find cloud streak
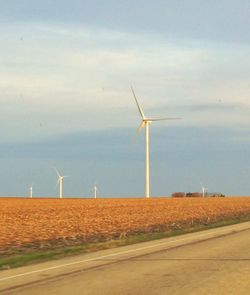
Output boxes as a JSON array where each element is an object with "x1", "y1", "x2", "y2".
[{"x1": 0, "y1": 22, "x2": 249, "y2": 142}]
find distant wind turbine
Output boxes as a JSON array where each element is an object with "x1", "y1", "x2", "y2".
[
  {"x1": 54, "y1": 167, "x2": 69, "y2": 199},
  {"x1": 131, "y1": 86, "x2": 181, "y2": 198},
  {"x1": 201, "y1": 183, "x2": 208, "y2": 198},
  {"x1": 29, "y1": 186, "x2": 33, "y2": 198},
  {"x1": 93, "y1": 183, "x2": 99, "y2": 199}
]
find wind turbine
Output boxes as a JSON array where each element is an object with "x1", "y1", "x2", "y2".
[
  {"x1": 29, "y1": 185, "x2": 33, "y2": 198},
  {"x1": 54, "y1": 167, "x2": 68, "y2": 199},
  {"x1": 131, "y1": 86, "x2": 181, "y2": 198},
  {"x1": 93, "y1": 183, "x2": 99, "y2": 199},
  {"x1": 201, "y1": 183, "x2": 208, "y2": 198}
]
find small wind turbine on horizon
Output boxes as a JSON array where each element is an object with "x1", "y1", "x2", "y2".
[
  {"x1": 93, "y1": 183, "x2": 99, "y2": 199},
  {"x1": 201, "y1": 183, "x2": 208, "y2": 198},
  {"x1": 54, "y1": 167, "x2": 69, "y2": 199},
  {"x1": 131, "y1": 86, "x2": 181, "y2": 198},
  {"x1": 29, "y1": 185, "x2": 33, "y2": 198}
]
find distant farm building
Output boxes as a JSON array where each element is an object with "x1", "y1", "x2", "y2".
[
  {"x1": 171, "y1": 192, "x2": 225, "y2": 198},
  {"x1": 171, "y1": 192, "x2": 186, "y2": 198}
]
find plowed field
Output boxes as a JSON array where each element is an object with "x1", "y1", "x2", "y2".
[{"x1": 1, "y1": 197, "x2": 250, "y2": 254}]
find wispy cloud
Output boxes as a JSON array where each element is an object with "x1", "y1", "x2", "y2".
[{"x1": 0, "y1": 22, "x2": 250, "y2": 143}]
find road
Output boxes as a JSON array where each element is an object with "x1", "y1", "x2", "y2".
[{"x1": 1, "y1": 222, "x2": 250, "y2": 294}]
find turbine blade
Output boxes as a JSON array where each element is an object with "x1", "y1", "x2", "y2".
[
  {"x1": 53, "y1": 166, "x2": 61, "y2": 177},
  {"x1": 148, "y1": 117, "x2": 182, "y2": 121},
  {"x1": 131, "y1": 86, "x2": 145, "y2": 119},
  {"x1": 132, "y1": 121, "x2": 145, "y2": 144},
  {"x1": 137, "y1": 121, "x2": 146, "y2": 133}
]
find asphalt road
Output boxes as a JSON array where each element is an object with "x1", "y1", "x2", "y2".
[{"x1": 1, "y1": 222, "x2": 250, "y2": 295}]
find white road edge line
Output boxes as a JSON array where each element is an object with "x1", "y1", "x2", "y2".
[{"x1": 0, "y1": 223, "x2": 249, "y2": 282}]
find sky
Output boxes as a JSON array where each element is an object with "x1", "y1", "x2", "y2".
[{"x1": 0, "y1": 0, "x2": 250, "y2": 197}]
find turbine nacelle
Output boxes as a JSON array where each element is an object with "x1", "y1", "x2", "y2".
[
  {"x1": 137, "y1": 118, "x2": 181, "y2": 134},
  {"x1": 54, "y1": 167, "x2": 68, "y2": 184},
  {"x1": 57, "y1": 175, "x2": 68, "y2": 181},
  {"x1": 132, "y1": 86, "x2": 181, "y2": 124}
]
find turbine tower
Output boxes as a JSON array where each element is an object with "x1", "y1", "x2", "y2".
[
  {"x1": 131, "y1": 87, "x2": 181, "y2": 198},
  {"x1": 29, "y1": 186, "x2": 33, "y2": 198},
  {"x1": 93, "y1": 183, "x2": 99, "y2": 199},
  {"x1": 54, "y1": 168, "x2": 68, "y2": 199},
  {"x1": 201, "y1": 183, "x2": 208, "y2": 198}
]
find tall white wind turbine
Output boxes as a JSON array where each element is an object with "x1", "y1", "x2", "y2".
[
  {"x1": 54, "y1": 168, "x2": 68, "y2": 199},
  {"x1": 201, "y1": 183, "x2": 208, "y2": 198},
  {"x1": 131, "y1": 86, "x2": 181, "y2": 198}
]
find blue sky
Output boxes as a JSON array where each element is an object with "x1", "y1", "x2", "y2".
[{"x1": 0, "y1": 1, "x2": 250, "y2": 197}]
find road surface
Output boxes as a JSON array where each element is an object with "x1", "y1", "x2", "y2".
[{"x1": 1, "y1": 222, "x2": 250, "y2": 294}]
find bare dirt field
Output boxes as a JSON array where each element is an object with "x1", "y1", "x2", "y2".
[{"x1": 1, "y1": 197, "x2": 250, "y2": 255}]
